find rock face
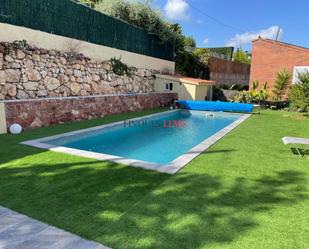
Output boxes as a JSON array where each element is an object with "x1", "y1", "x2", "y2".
[
  {"x1": 4, "y1": 69, "x2": 21, "y2": 83},
  {"x1": 25, "y1": 68, "x2": 41, "y2": 81},
  {"x1": 0, "y1": 41, "x2": 158, "y2": 100},
  {"x1": 5, "y1": 83, "x2": 17, "y2": 97},
  {"x1": 44, "y1": 77, "x2": 60, "y2": 91}
]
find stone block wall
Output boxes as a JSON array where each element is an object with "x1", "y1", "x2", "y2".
[
  {"x1": 4, "y1": 93, "x2": 177, "y2": 129},
  {"x1": 0, "y1": 41, "x2": 157, "y2": 100}
]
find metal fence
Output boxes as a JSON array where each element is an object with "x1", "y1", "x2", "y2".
[{"x1": 0, "y1": 0, "x2": 174, "y2": 61}]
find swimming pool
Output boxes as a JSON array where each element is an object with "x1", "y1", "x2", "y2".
[{"x1": 22, "y1": 110, "x2": 250, "y2": 174}]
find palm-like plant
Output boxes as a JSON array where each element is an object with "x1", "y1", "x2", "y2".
[
  {"x1": 258, "y1": 82, "x2": 269, "y2": 101},
  {"x1": 272, "y1": 69, "x2": 291, "y2": 101},
  {"x1": 250, "y1": 80, "x2": 260, "y2": 101}
]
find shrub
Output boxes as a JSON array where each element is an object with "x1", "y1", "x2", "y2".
[
  {"x1": 193, "y1": 48, "x2": 210, "y2": 64},
  {"x1": 233, "y1": 81, "x2": 269, "y2": 103},
  {"x1": 213, "y1": 87, "x2": 227, "y2": 101},
  {"x1": 233, "y1": 91, "x2": 252, "y2": 103},
  {"x1": 233, "y1": 47, "x2": 251, "y2": 64},
  {"x1": 289, "y1": 72, "x2": 309, "y2": 112},
  {"x1": 208, "y1": 47, "x2": 234, "y2": 60},
  {"x1": 175, "y1": 51, "x2": 209, "y2": 79},
  {"x1": 110, "y1": 57, "x2": 132, "y2": 76},
  {"x1": 272, "y1": 69, "x2": 291, "y2": 101}
]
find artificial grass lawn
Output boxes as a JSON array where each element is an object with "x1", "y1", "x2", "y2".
[{"x1": 0, "y1": 109, "x2": 308, "y2": 249}]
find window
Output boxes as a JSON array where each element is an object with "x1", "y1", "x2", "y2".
[
  {"x1": 165, "y1": 83, "x2": 173, "y2": 91},
  {"x1": 293, "y1": 66, "x2": 309, "y2": 84}
]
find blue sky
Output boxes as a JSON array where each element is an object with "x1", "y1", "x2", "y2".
[{"x1": 151, "y1": 0, "x2": 309, "y2": 51}]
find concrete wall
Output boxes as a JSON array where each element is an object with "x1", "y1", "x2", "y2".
[
  {"x1": 2, "y1": 92, "x2": 177, "y2": 132},
  {"x1": 0, "y1": 102, "x2": 6, "y2": 134},
  {"x1": 0, "y1": 23, "x2": 175, "y2": 74},
  {"x1": 209, "y1": 57, "x2": 250, "y2": 86},
  {"x1": 250, "y1": 38, "x2": 309, "y2": 90}
]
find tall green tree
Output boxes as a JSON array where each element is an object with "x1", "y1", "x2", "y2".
[
  {"x1": 184, "y1": 36, "x2": 196, "y2": 48},
  {"x1": 95, "y1": 0, "x2": 175, "y2": 42},
  {"x1": 193, "y1": 48, "x2": 209, "y2": 64},
  {"x1": 233, "y1": 48, "x2": 251, "y2": 64},
  {"x1": 93, "y1": 0, "x2": 209, "y2": 79}
]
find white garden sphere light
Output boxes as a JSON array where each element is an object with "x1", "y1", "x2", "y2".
[{"x1": 9, "y1": 123, "x2": 22, "y2": 134}]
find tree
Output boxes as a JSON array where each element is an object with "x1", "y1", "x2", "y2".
[
  {"x1": 169, "y1": 24, "x2": 196, "y2": 53},
  {"x1": 233, "y1": 48, "x2": 251, "y2": 64},
  {"x1": 94, "y1": 1, "x2": 210, "y2": 79},
  {"x1": 168, "y1": 24, "x2": 209, "y2": 79},
  {"x1": 95, "y1": 0, "x2": 175, "y2": 42},
  {"x1": 272, "y1": 69, "x2": 291, "y2": 101},
  {"x1": 80, "y1": 0, "x2": 100, "y2": 8},
  {"x1": 169, "y1": 23, "x2": 182, "y2": 35},
  {"x1": 184, "y1": 36, "x2": 196, "y2": 48},
  {"x1": 289, "y1": 72, "x2": 309, "y2": 112},
  {"x1": 193, "y1": 48, "x2": 210, "y2": 64}
]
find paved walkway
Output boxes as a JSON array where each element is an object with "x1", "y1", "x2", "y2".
[{"x1": 0, "y1": 206, "x2": 111, "y2": 249}]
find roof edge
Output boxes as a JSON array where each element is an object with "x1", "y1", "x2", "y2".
[{"x1": 252, "y1": 38, "x2": 309, "y2": 52}]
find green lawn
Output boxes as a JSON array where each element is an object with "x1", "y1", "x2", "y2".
[{"x1": 0, "y1": 109, "x2": 308, "y2": 249}]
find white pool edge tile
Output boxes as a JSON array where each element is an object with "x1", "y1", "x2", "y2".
[
  {"x1": 168, "y1": 113, "x2": 251, "y2": 173},
  {"x1": 21, "y1": 111, "x2": 251, "y2": 175}
]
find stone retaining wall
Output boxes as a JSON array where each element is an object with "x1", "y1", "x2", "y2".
[
  {"x1": 0, "y1": 41, "x2": 158, "y2": 100},
  {"x1": 3, "y1": 93, "x2": 177, "y2": 130}
]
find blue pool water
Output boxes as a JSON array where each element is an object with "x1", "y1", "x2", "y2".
[{"x1": 47, "y1": 111, "x2": 241, "y2": 164}]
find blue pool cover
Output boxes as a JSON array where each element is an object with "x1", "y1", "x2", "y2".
[{"x1": 177, "y1": 100, "x2": 253, "y2": 113}]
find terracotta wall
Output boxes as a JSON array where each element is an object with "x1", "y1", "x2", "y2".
[
  {"x1": 3, "y1": 93, "x2": 177, "y2": 129},
  {"x1": 250, "y1": 38, "x2": 309, "y2": 90},
  {"x1": 209, "y1": 57, "x2": 250, "y2": 86}
]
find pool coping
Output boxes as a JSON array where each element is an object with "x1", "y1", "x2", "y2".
[{"x1": 21, "y1": 110, "x2": 251, "y2": 174}]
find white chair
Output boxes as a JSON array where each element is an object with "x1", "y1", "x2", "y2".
[{"x1": 282, "y1": 137, "x2": 309, "y2": 156}]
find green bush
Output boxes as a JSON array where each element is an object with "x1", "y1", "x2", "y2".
[
  {"x1": 272, "y1": 69, "x2": 291, "y2": 101},
  {"x1": 289, "y1": 72, "x2": 309, "y2": 112},
  {"x1": 233, "y1": 48, "x2": 251, "y2": 64},
  {"x1": 110, "y1": 57, "x2": 132, "y2": 76},
  {"x1": 208, "y1": 47, "x2": 234, "y2": 60},
  {"x1": 233, "y1": 91, "x2": 252, "y2": 103},
  {"x1": 233, "y1": 81, "x2": 269, "y2": 103}
]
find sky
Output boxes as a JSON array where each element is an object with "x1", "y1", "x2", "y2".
[{"x1": 151, "y1": 0, "x2": 309, "y2": 51}]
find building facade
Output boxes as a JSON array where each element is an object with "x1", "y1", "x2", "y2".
[
  {"x1": 155, "y1": 75, "x2": 215, "y2": 101},
  {"x1": 250, "y1": 38, "x2": 309, "y2": 90}
]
